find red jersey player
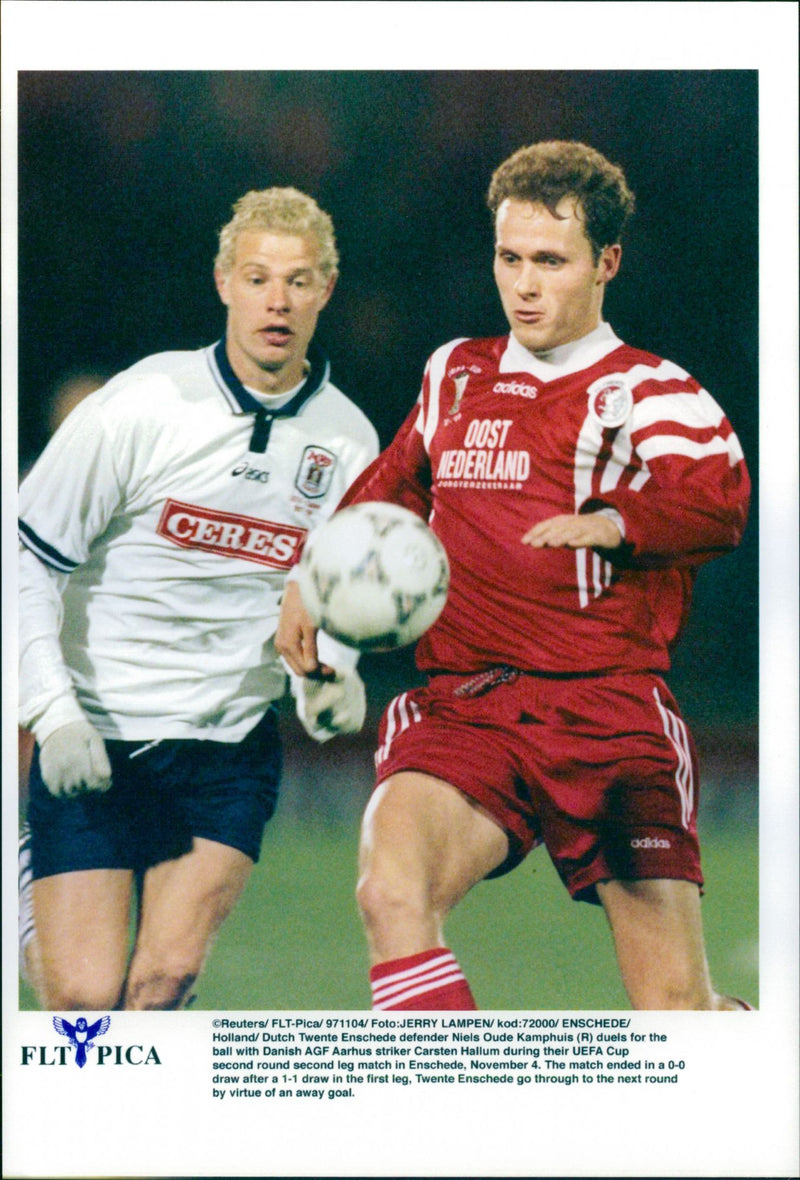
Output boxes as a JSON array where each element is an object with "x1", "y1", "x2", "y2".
[{"x1": 277, "y1": 141, "x2": 752, "y2": 1011}]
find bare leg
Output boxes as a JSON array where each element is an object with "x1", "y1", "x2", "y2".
[
  {"x1": 357, "y1": 772, "x2": 509, "y2": 964},
  {"x1": 33, "y1": 869, "x2": 133, "y2": 1010},
  {"x1": 123, "y1": 837, "x2": 253, "y2": 1010},
  {"x1": 598, "y1": 878, "x2": 746, "y2": 1010}
]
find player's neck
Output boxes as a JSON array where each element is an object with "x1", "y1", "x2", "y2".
[
  {"x1": 245, "y1": 375, "x2": 306, "y2": 410},
  {"x1": 228, "y1": 345, "x2": 311, "y2": 401}
]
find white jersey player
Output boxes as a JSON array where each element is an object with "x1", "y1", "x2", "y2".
[{"x1": 19, "y1": 187, "x2": 379, "y2": 1011}]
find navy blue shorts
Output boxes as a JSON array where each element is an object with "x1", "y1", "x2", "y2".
[{"x1": 27, "y1": 710, "x2": 281, "y2": 880}]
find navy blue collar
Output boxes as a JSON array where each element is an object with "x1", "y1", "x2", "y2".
[{"x1": 207, "y1": 337, "x2": 330, "y2": 417}]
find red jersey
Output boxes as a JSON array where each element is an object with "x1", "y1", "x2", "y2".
[{"x1": 341, "y1": 326, "x2": 751, "y2": 676}]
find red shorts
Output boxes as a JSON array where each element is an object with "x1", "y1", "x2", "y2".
[{"x1": 373, "y1": 668, "x2": 703, "y2": 904}]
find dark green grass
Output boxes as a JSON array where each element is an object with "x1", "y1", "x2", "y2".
[
  {"x1": 195, "y1": 817, "x2": 758, "y2": 1010},
  {"x1": 18, "y1": 705, "x2": 759, "y2": 1011},
  {"x1": 21, "y1": 815, "x2": 757, "y2": 1011}
]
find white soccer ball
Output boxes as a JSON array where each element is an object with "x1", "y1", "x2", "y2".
[{"x1": 296, "y1": 502, "x2": 450, "y2": 651}]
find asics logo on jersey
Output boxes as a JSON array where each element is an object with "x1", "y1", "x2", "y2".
[
  {"x1": 157, "y1": 499, "x2": 306, "y2": 569},
  {"x1": 231, "y1": 463, "x2": 270, "y2": 483},
  {"x1": 630, "y1": 837, "x2": 671, "y2": 849},
  {"x1": 493, "y1": 380, "x2": 538, "y2": 399}
]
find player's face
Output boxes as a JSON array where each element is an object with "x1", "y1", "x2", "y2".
[
  {"x1": 215, "y1": 230, "x2": 336, "y2": 394},
  {"x1": 493, "y1": 198, "x2": 621, "y2": 353}
]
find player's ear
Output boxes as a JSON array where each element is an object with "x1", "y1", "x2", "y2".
[
  {"x1": 319, "y1": 271, "x2": 337, "y2": 309},
  {"x1": 214, "y1": 266, "x2": 231, "y2": 306},
  {"x1": 598, "y1": 244, "x2": 622, "y2": 284}
]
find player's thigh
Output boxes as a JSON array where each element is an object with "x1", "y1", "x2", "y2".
[
  {"x1": 34, "y1": 869, "x2": 134, "y2": 1007},
  {"x1": 597, "y1": 877, "x2": 714, "y2": 1007},
  {"x1": 360, "y1": 772, "x2": 509, "y2": 909},
  {"x1": 132, "y1": 836, "x2": 253, "y2": 967}
]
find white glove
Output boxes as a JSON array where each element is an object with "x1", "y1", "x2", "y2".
[
  {"x1": 39, "y1": 720, "x2": 113, "y2": 797},
  {"x1": 294, "y1": 668, "x2": 367, "y2": 744}
]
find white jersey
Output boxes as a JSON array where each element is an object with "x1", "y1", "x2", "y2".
[{"x1": 18, "y1": 340, "x2": 379, "y2": 742}]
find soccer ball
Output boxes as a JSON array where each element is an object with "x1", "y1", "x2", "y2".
[{"x1": 295, "y1": 502, "x2": 450, "y2": 651}]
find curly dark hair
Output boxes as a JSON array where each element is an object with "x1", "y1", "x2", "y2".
[{"x1": 487, "y1": 141, "x2": 636, "y2": 261}]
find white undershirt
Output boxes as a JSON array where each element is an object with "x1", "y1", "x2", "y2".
[
  {"x1": 245, "y1": 375, "x2": 305, "y2": 411},
  {"x1": 503, "y1": 322, "x2": 621, "y2": 381}
]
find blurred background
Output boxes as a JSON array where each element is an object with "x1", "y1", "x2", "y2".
[{"x1": 17, "y1": 70, "x2": 758, "y2": 1008}]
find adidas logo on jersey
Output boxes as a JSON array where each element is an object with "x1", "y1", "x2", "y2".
[
  {"x1": 493, "y1": 380, "x2": 538, "y2": 399},
  {"x1": 630, "y1": 837, "x2": 671, "y2": 849}
]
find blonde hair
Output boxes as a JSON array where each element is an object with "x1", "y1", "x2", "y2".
[{"x1": 215, "y1": 187, "x2": 339, "y2": 277}]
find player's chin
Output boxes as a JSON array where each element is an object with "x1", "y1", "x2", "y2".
[
  {"x1": 512, "y1": 325, "x2": 553, "y2": 352},
  {"x1": 250, "y1": 337, "x2": 295, "y2": 367},
  {"x1": 254, "y1": 352, "x2": 291, "y2": 374}
]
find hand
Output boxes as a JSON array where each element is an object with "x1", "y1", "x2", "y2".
[
  {"x1": 295, "y1": 667, "x2": 367, "y2": 743},
  {"x1": 39, "y1": 720, "x2": 112, "y2": 797},
  {"x1": 522, "y1": 512, "x2": 622, "y2": 550},
  {"x1": 275, "y1": 580, "x2": 333, "y2": 677}
]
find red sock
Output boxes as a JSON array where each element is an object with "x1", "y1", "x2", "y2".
[{"x1": 370, "y1": 948, "x2": 477, "y2": 1010}]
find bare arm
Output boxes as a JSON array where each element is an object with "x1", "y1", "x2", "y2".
[{"x1": 275, "y1": 580, "x2": 327, "y2": 677}]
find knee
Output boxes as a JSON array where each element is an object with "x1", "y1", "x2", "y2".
[
  {"x1": 43, "y1": 966, "x2": 125, "y2": 1012},
  {"x1": 631, "y1": 978, "x2": 713, "y2": 1011},
  {"x1": 356, "y1": 863, "x2": 402, "y2": 931},
  {"x1": 124, "y1": 949, "x2": 201, "y2": 1010},
  {"x1": 356, "y1": 858, "x2": 438, "y2": 934}
]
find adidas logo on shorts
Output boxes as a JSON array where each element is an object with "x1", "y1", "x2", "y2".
[{"x1": 630, "y1": 837, "x2": 671, "y2": 849}]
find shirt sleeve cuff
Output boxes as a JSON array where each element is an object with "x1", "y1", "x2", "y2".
[
  {"x1": 317, "y1": 630, "x2": 360, "y2": 670},
  {"x1": 594, "y1": 506, "x2": 626, "y2": 540},
  {"x1": 27, "y1": 694, "x2": 88, "y2": 746}
]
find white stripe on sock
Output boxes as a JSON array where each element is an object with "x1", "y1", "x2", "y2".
[
  {"x1": 372, "y1": 953, "x2": 456, "y2": 997},
  {"x1": 373, "y1": 962, "x2": 463, "y2": 1004},
  {"x1": 372, "y1": 952, "x2": 465, "y2": 1009},
  {"x1": 373, "y1": 970, "x2": 467, "y2": 1010}
]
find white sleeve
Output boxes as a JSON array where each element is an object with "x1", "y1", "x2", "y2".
[
  {"x1": 18, "y1": 544, "x2": 87, "y2": 742},
  {"x1": 316, "y1": 629, "x2": 360, "y2": 671},
  {"x1": 18, "y1": 392, "x2": 125, "y2": 570},
  {"x1": 17, "y1": 393, "x2": 128, "y2": 742}
]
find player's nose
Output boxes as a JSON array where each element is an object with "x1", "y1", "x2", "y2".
[
  {"x1": 514, "y1": 262, "x2": 540, "y2": 298},
  {"x1": 264, "y1": 278, "x2": 291, "y2": 310}
]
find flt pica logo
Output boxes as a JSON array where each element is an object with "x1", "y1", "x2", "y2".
[
  {"x1": 53, "y1": 1015, "x2": 110, "y2": 1067},
  {"x1": 21, "y1": 1015, "x2": 162, "y2": 1068}
]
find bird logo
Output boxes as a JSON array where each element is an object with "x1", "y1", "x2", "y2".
[{"x1": 53, "y1": 1015, "x2": 111, "y2": 1068}]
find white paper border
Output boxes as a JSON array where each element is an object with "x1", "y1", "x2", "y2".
[{"x1": 3, "y1": 4, "x2": 798, "y2": 1177}]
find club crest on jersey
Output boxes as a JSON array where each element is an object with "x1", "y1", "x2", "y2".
[
  {"x1": 295, "y1": 446, "x2": 337, "y2": 499},
  {"x1": 588, "y1": 379, "x2": 633, "y2": 429},
  {"x1": 448, "y1": 372, "x2": 471, "y2": 417}
]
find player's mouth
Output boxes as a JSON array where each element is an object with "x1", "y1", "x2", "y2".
[
  {"x1": 514, "y1": 309, "x2": 545, "y2": 324},
  {"x1": 258, "y1": 325, "x2": 294, "y2": 347}
]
